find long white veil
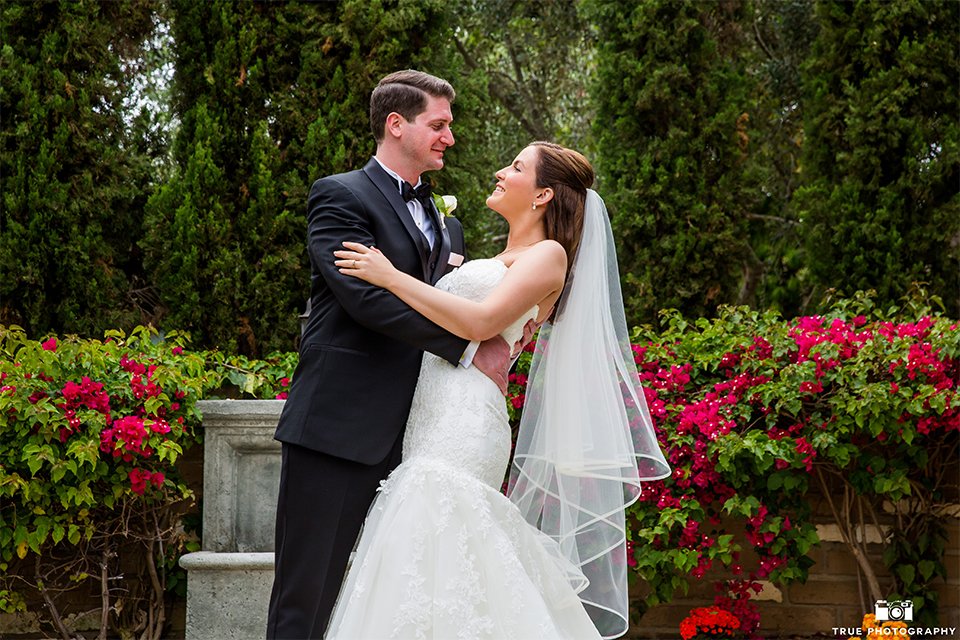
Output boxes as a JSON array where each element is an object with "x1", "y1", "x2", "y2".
[{"x1": 507, "y1": 189, "x2": 671, "y2": 638}]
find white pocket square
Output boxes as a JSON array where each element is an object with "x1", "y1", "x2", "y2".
[{"x1": 447, "y1": 252, "x2": 464, "y2": 267}]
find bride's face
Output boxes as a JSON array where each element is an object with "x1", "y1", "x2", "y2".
[{"x1": 486, "y1": 146, "x2": 542, "y2": 218}]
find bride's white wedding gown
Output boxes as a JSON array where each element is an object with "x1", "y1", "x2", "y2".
[{"x1": 326, "y1": 259, "x2": 602, "y2": 640}]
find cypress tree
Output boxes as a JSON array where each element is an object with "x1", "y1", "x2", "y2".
[
  {"x1": 795, "y1": 0, "x2": 959, "y2": 314},
  {"x1": 745, "y1": 0, "x2": 820, "y2": 317},
  {"x1": 144, "y1": 0, "x2": 456, "y2": 354},
  {"x1": 583, "y1": 0, "x2": 759, "y2": 327},
  {"x1": 1, "y1": 0, "x2": 162, "y2": 336}
]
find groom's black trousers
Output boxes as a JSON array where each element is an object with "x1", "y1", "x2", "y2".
[{"x1": 266, "y1": 433, "x2": 405, "y2": 639}]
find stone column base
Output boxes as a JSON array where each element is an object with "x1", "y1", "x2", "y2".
[{"x1": 180, "y1": 551, "x2": 274, "y2": 640}]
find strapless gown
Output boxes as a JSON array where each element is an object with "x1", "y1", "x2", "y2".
[{"x1": 326, "y1": 259, "x2": 601, "y2": 640}]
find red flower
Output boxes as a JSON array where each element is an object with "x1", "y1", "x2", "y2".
[
  {"x1": 798, "y1": 380, "x2": 823, "y2": 395},
  {"x1": 680, "y1": 606, "x2": 741, "y2": 639},
  {"x1": 41, "y1": 337, "x2": 57, "y2": 351},
  {"x1": 129, "y1": 468, "x2": 147, "y2": 495}
]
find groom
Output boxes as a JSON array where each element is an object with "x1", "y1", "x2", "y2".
[{"x1": 266, "y1": 70, "x2": 512, "y2": 639}]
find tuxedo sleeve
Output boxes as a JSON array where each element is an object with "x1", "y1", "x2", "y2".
[{"x1": 307, "y1": 177, "x2": 469, "y2": 365}]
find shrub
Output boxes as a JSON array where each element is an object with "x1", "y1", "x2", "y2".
[
  {"x1": 0, "y1": 326, "x2": 214, "y2": 639},
  {"x1": 509, "y1": 288, "x2": 957, "y2": 630},
  {"x1": 623, "y1": 288, "x2": 957, "y2": 629},
  {"x1": 0, "y1": 0, "x2": 165, "y2": 338},
  {"x1": 796, "y1": 0, "x2": 959, "y2": 316}
]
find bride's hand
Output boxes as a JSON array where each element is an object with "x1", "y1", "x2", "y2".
[{"x1": 335, "y1": 242, "x2": 398, "y2": 289}]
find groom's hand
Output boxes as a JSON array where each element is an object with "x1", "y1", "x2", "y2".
[
  {"x1": 511, "y1": 308, "x2": 552, "y2": 359},
  {"x1": 476, "y1": 308, "x2": 553, "y2": 397},
  {"x1": 473, "y1": 336, "x2": 511, "y2": 396}
]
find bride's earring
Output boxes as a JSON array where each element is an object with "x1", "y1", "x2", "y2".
[{"x1": 532, "y1": 203, "x2": 537, "y2": 210}]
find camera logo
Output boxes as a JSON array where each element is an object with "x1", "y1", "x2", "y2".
[{"x1": 875, "y1": 599, "x2": 914, "y2": 622}]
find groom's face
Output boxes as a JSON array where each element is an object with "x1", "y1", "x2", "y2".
[{"x1": 399, "y1": 95, "x2": 454, "y2": 177}]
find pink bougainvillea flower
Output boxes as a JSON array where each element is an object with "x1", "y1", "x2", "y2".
[
  {"x1": 798, "y1": 380, "x2": 823, "y2": 395},
  {"x1": 41, "y1": 337, "x2": 57, "y2": 351},
  {"x1": 129, "y1": 468, "x2": 147, "y2": 495}
]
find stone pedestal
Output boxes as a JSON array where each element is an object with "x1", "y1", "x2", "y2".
[
  {"x1": 180, "y1": 400, "x2": 283, "y2": 640},
  {"x1": 180, "y1": 552, "x2": 275, "y2": 640}
]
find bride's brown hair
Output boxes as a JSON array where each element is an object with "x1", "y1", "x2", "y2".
[{"x1": 529, "y1": 141, "x2": 594, "y2": 279}]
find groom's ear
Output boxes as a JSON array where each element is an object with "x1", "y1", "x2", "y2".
[{"x1": 385, "y1": 112, "x2": 404, "y2": 140}]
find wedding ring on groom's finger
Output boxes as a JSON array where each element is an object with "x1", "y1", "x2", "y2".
[{"x1": 352, "y1": 260, "x2": 357, "y2": 268}]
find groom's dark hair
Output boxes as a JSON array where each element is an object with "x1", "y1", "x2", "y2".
[{"x1": 370, "y1": 70, "x2": 455, "y2": 144}]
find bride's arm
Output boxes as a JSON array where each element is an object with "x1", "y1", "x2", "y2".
[{"x1": 334, "y1": 241, "x2": 565, "y2": 342}]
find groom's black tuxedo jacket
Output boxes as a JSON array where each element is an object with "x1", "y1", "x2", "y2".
[{"x1": 275, "y1": 159, "x2": 468, "y2": 465}]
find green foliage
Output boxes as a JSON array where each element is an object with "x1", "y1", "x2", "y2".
[
  {"x1": 0, "y1": 325, "x2": 215, "y2": 635},
  {"x1": 621, "y1": 289, "x2": 957, "y2": 627},
  {"x1": 795, "y1": 0, "x2": 960, "y2": 317},
  {"x1": 0, "y1": 0, "x2": 165, "y2": 338},
  {"x1": 742, "y1": 0, "x2": 820, "y2": 317},
  {"x1": 448, "y1": 0, "x2": 595, "y2": 149},
  {"x1": 142, "y1": 0, "x2": 460, "y2": 356},
  {"x1": 0, "y1": 322, "x2": 300, "y2": 633},
  {"x1": 440, "y1": 0, "x2": 599, "y2": 258},
  {"x1": 584, "y1": 0, "x2": 759, "y2": 328},
  {"x1": 204, "y1": 349, "x2": 299, "y2": 400},
  {"x1": 504, "y1": 288, "x2": 957, "y2": 627},
  {"x1": 5, "y1": 0, "x2": 956, "y2": 358}
]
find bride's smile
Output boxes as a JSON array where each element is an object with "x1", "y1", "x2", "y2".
[{"x1": 486, "y1": 146, "x2": 547, "y2": 217}]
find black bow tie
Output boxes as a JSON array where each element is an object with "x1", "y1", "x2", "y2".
[{"x1": 401, "y1": 181, "x2": 433, "y2": 210}]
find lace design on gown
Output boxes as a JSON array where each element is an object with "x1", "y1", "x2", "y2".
[
  {"x1": 402, "y1": 259, "x2": 534, "y2": 489},
  {"x1": 326, "y1": 259, "x2": 600, "y2": 640}
]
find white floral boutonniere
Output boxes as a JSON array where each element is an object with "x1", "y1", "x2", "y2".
[{"x1": 432, "y1": 194, "x2": 457, "y2": 229}]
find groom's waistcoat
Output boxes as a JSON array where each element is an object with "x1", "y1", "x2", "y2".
[{"x1": 274, "y1": 159, "x2": 467, "y2": 465}]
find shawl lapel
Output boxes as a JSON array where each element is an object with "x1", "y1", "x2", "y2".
[
  {"x1": 362, "y1": 159, "x2": 431, "y2": 280},
  {"x1": 424, "y1": 197, "x2": 453, "y2": 285}
]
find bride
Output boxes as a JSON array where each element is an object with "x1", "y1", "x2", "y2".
[{"x1": 330, "y1": 142, "x2": 670, "y2": 639}]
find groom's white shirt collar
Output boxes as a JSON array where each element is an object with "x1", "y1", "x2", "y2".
[
  {"x1": 373, "y1": 156, "x2": 422, "y2": 190},
  {"x1": 373, "y1": 156, "x2": 435, "y2": 249}
]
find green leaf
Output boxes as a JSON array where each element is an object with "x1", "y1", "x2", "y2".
[
  {"x1": 918, "y1": 560, "x2": 936, "y2": 581},
  {"x1": 767, "y1": 473, "x2": 783, "y2": 491},
  {"x1": 895, "y1": 564, "x2": 915, "y2": 584}
]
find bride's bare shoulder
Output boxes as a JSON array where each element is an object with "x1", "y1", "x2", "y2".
[
  {"x1": 515, "y1": 239, "x2": 565, "y2": 263},
  {"x1": 509, "y1": 240, "x2": 566, "y2": 281},
  {"x1": 526, "y1": 239, "x2": 566, "y2": 268}
]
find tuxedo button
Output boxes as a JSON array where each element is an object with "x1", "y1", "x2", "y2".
[{"x1": 429, "y1": 262, "x2": 436, "y2": 270}]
